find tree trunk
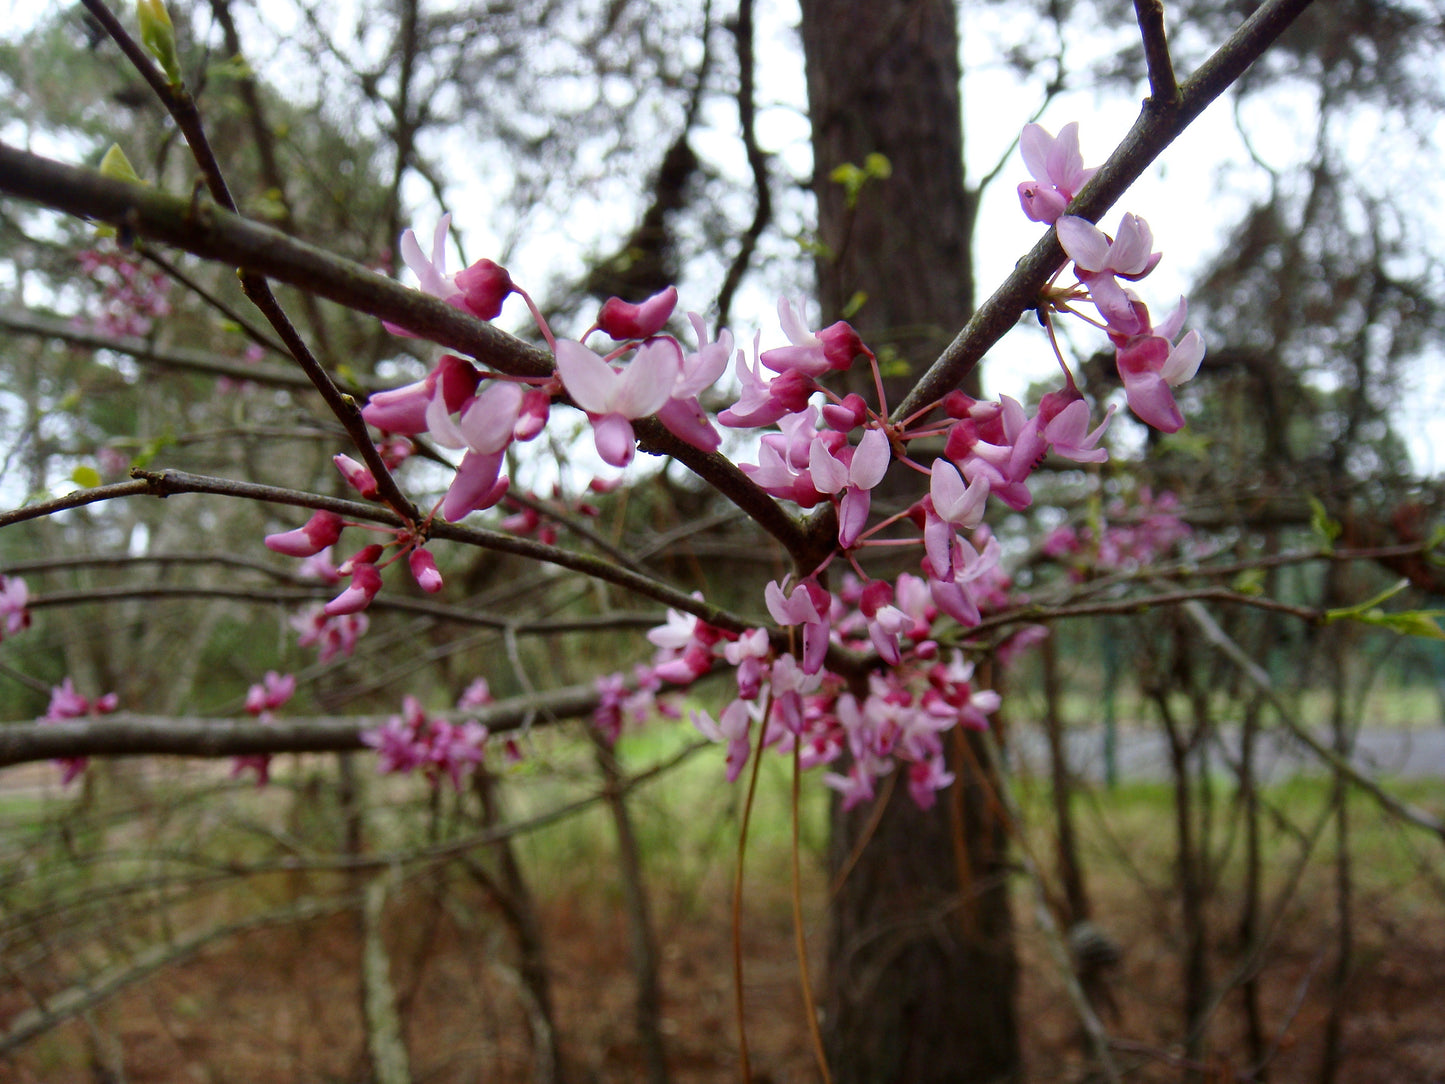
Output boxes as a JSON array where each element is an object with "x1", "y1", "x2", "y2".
[{"x1": 799, "y1": 3, "x2": 1019, "y2": 1079}]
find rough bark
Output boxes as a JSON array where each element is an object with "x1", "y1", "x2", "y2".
[{"x1": 799, "y1": 4, "x2": 1018, "y2": 1078}]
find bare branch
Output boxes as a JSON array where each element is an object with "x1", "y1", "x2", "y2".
[
  {"x1": 0, "y1": 683, "x2": 601, "y2": 767},
  {"x1": 0, "y1": 306, "x2": 321, "y2": 392},
  {"x1": 1134, "y1": 0, "x2": 1180, "y2": 105}
]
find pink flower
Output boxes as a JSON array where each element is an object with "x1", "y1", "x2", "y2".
[
  {"x1": 265, "y1": 510, "x2": 345, "y2": 558},
  {"x1": 1039, "y1": 380, "x2": 1114, "y2": 463},
  {"x1": 245, "y1": 671, "x2": 296, "y2": 716},
  {"x1": 760, "y1": 298, "x2": 867, "y2": 377},
  {"x1": 408, "y1": 547, "x2": 444, "y2": 593},
  {"x1": 823, "y1": 760, "x2": 878, "y2": 811},
  {"x1": 388, "y1": 216, "x2": 515, "y2": 331},
  {"x1": 42, "y1": 679, "x2": 119, "y2": 786},
  {"x1": 1017, "y1": 122, "x2": 1095, "y2": 224},
  {"x1": 291, "y1": 607, "x2": 368, "y2": 661},
  {"x1": 765, "y1": 577, "x2": 833, "y2": 675},
  {"x1": 458, "y1": 678, "x2": 493, "y2": 709},
  {"x1": 1111, "y1": 301, "x2": 1205, "y2": 433},
  {"x1": 719, "y1": 334, "x2": 815, "y2": 429},
  {"x1": 555, "y1": 338, "x2": 677, "y2": 467},
  {"x1": 1057, "y1": 213, "x2": 1163, "y2": 334},
  {"x1": 0, "y1": 575, "x2": 31, "y2": 638},
  {"x1": 333, "y1": 454, "x2": 378, "y2": 499},
  {"x1": 923, "y1": 459, "x2": 990, "y2": 575},
  {"x1": 324, "y1": 561, "x2": 383, "y2": 616},
  {"x1": 907, "y1": 755, "x2": 955, "y2": 810},
  {"x1": 808, "y1": 427, "x2": 891, "y2": 547},
  {"x1": 692, "y1": 699, "x2": 755, "y2": 782},
  {"x1": 597, "y1": 286, "x2": 678, "y2": 340},
  {"x1": 454, "y1": 258, "x2": 513, "y2": 320}
]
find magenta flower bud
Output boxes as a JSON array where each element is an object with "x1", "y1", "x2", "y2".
[
  {"x1": 325, "y1": 562, "x2": 383, "y2": 616},
  {"x1": 454, "y1": 258, "x2": 513, "y2": 320},
  {"x1": 513, "y1": 388, "x2": 551, "y2": 442},
  {"x1": 435, "y1": 354, "x2": 483, "y2": 412},
  {"x1": 408, "y1": 547, "x2": 444, "y2": 593},
  {"x1": 333, "y1": 454, "x2": 379, "y2": 499},
  {"x1": 339, "y1": 543, "x2": 386, "y2": 574},
  {"x1": 816, "y1": 321, "x2": 866, "y2": 371},
  {"x1": 245, "y1": 684, "x2": 268, "y2": 715},
  {"x1": 264, "y1": 510, "x2": 345, "y2": 557},
  {"x1": 597, "y1": 285, "x2": 678, "y2": 340},
  {"x1": 822, "y1": 393, "x2": 869, "y2": 431},
  {"x1": 858, "y1": 578, "x2": 894, "y2": 619}
]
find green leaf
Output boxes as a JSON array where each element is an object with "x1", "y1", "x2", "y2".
[
  {"x1": 131, "y1": 432, "x2": 176, "y2": 470},
  {"x1": 863, "y1": 152, "x2": 892, "y2": 179},
  {"x1": 840, "y1": 291, "x2": 867, "y2": 320},
  {"x1": 1322, "y1": 579, "x2": 1445, "y2": 640},
  {"x1": 71, "y1": 466, "x2": 102, "y2": 489},
  {"x1": 1363, "y1": 611, "x2": 1445, "y2": 640},
  {"x1": 99, "y1": 144, "x2": 142, "y2": 184},
  {"x1": 1231, "y1": 567, "x2": 1266, "y2": 596},
  {"x1": 1308, "y1": 496, "x2": 1341, "y2": 552},
  {"x1": 137, "y1": 0, "x2": 183, "y2": 86}
]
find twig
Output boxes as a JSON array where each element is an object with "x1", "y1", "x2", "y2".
[
  {"x1": 78, "y1": 0, "x2": 411, "y2": 519},
  {"x1": 0, "y1": 893, "x2": 357, "y2": 1054},
  {"x1": 0, "y1": 306, "x2": 316, "y2": 390},
  {"x1": 1134, "y1": 0, "x2": 1180, "y2": 105},
  {"x1": 1179, "y1": 598, "x2": 1445, "y2": 842}
]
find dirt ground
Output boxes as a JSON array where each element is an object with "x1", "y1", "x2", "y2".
[{"x1": 3, "y1": 870, "x2": 1442, "y2": 1084}]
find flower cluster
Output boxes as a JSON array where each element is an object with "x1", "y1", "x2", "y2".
[
  {"x1": 231, "y1": 671, "x2": 297, "y2": 785},
  {"x1": 361, "y1": 693, "x2": 490, "y2": 791},
  {"x1": 258, "y1": 122, "x2": 1200, "y2": 806},
  {"x1": 1019, "y1": 123, "x2": 1206, "y2": 434},
  {"x1": 1044, "y1": 488, "x2": 1193, "y2": 576},
  {"x1": 76, "y1": 245, "x2": 172, "y2": 338},
  {"x1": 42, "y1": 679, "x2": 119, "y2": 786}
]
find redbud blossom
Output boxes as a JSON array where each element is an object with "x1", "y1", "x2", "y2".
[
  {"x1": 333, "y1": 454, "x2": 378, "y2": 499},
  {"x1": 245, "y1": 671, "x2": 296, "y2": 716},
  {"x1": 454, "y1": 258, "x2": 514, "y2": 320},
  {"x1": 597, "y1": 286, "x2": 678, "y2": 340},
  {"x1": 42, "y1": 679, "x2": 119, "y2": 785},
  {"x1": 1016, "y1": 122, "x2": 1095, "y2": 224},
  {"x1": 761, "y1": 298, "x2": 867, "y2": 377},
  {"x1": 765, "y1": 578, "x2": 833, "y2": 675},
  {"x1": 0, "y1": 575, "x2": 31, "y2": 639},
  {"x1": 719, "y1": 339, "x2": 815, "y2": 428},
  {"x1": 325, "y1": 561, "x2": 383, "y2": 615},
  {"x1": 265, "y1": 510, "x2": 345, "y2": 557},
  {"x1": 1057, "y1": 213, "x2": 1162, "y2": 333},
  {"x1": 514, "y1": 389, "x2": 552, "y2": 442},
  {"x1": 555, "y1": 338, "x2": 677, "y2": 467},
  {"x1": 408, "y1": 547, "x2": 444, "y2": 593}
]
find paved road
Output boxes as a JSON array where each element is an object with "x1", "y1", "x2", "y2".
[{"x1": 1010, "y1": 726, "x2": 1445, "y2": 785}]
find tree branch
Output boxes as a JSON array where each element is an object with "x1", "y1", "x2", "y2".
[
  {"x1": 0, "y1": 683, "x2": 603, "y2": 767},
  {"x1": 891, "y1": 0, "x2": 1316, "y2": 424},
  {"x1": 0, "y1": 141, "x2": 810, "y2": 559},
  {"x1": 1134, "y1": 0, "x2": 1180, "y2": 105}
]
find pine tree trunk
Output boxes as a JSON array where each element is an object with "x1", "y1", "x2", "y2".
[{"x1": 798, "y1": 2, "x2": 1020, "y2": 1079}]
